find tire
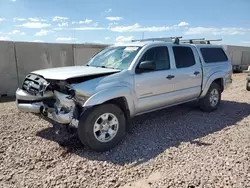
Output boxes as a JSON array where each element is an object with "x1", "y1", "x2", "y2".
[
  {"x1": 78, "y1": 103, "x2": 126, "y2": 152},
  {"x1": 199, "y1": 83, "x2": 221, "y2": 112},
  {"x1": 246, "y1": 81, "x2": 250, "y2": 91}
]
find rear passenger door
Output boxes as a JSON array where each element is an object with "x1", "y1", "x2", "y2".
[{"x1": 170, "y1": 45, "x2": 202, "y2": 103}]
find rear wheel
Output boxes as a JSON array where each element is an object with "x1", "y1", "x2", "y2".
[
  {"x1": 246, "y1": 81, "x2": 250, "y2": 91},
  {"x1": 78, "y1": 103, "x2": 126, "y2": 152},
  {"x1": 199, "y1": 83, "x2": 221, "y2": 112}
]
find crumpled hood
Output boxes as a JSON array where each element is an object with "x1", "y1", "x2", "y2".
[{"x1": 31, "y1": 65, "x2": 120, "y2": 80}]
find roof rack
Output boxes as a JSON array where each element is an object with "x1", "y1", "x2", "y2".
[
  {"x1": 131, "y1": 37, "x2": 222, "y2": 45},
  {"x1": 181, "y1": 39, "x2": 222, "y2": 44},
  {"x1": 131, "y1": 36, "x2": 182, "y2": 43},
  {"x1": 180, "y1": 38, "x2": 205, "y2": 44}
]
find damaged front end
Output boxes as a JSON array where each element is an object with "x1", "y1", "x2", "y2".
[{"x1": 16, "y1": 74, "x2": 83, "y2": 128}]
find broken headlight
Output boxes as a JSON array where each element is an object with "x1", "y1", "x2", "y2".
[{"x1": 74, "y1": 95, "x2": 89, "y2": 105}]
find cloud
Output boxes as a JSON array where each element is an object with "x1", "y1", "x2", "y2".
[
  {"x1": 178, "y1": 21, "x2": 189, "y2": 27},
  {"x1": 13, "y1": 18, "x2": 26, "y2": 22},
  {"x1": 242, "y1": 41, "x2": 250, "y2": 44},
  {"x1": 93, "y1": 22, "x2": 98, "y2": 27},
  {"x1": 109, "y1": 23, "x2": 140, "y2": 32},
  {"x1": 28, "y1": 17, "x2": 40, "y2": 22},
  {"x1": 0, "y1": 18, "x2": 5, "y2": 22},
  {"x1": 184, "y1": 27, "x2": 250, "y2": 35},
  {"x1": 109, "y1": 23, "x2": 172, "y2": 32},
  {"x1": 35, "y1": 29, "x2": 53, "y2": 36},
  {"x1": 28, "y1": 17, "x2": 47, "y2": 22},
  {"x1": 72, "y1": 19, "x2": 93, "y2": 24},
  {"x1": 19, "y1": 22, "x2": 51, "y2": 28},
  {"x1": 74, "y1": 27, "x2": 106, "y2": 31},
  {"x1": 56, "y1": 37, "x2": 76, "y2": 42},
  {"x1": 33, "y1": 40, "x2": 43, "y2": 42},
  {"x1": 10, "y1": 30, "x2": 20, "y2": 34},
  {"x1": 108, "y1": 22, "x2": 118, "y2": 26},
  {"x1": 54, "y1": 27, "x2": 105, "y2": 31},
  {"x1": 52, "y1": 16, "x2": 69, "y2": 22},
  {"x1": 105, "y1": 8, "x2": 112, "y2": 13},
  {"x1": 8, "y1": 30, "x2": 25, "y2": 35},
  {"x1": 58, "y1": 22, "x2": 68, "y2": 27},
  {"x1": 0, "y1": 36, "x2": 10, "y2": 40},
  {"x1": 116, "y1": 36, "x2": 133, "y2": 42},
  {"x1": 54, "y1": 23, "x2": 176, "y2": 32},
  {"x1": 11, "y1": 0, "x2": 16, "y2": 2},
  {"x1": 105, "y1": 37, "x2": 111, "y2": 40},
  {"x1": 106, "y1": 17, "x2": 123, "y2": 21}
]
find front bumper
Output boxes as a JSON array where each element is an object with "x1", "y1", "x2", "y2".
[
  {"x1": 16, "y1": 88, "x2": 52, "y2": 113},
  {"x1": 17, "y1": 101, "x2": 42, "y2": 113},
  {"x1": 16, "y1": 88, "x2": 79, "y2": 127}
]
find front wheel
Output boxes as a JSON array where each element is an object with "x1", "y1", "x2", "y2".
[
  {"x1": 199, "y1": 83, "x2": 221, "y2": 112},
  {"x1": 78, "y1": 103, "x2": 126, "y2": 152}
]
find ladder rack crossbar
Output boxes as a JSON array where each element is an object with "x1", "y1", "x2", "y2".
[{"x1": 131, "y1": 36, "x2": 182, "y2": 42}]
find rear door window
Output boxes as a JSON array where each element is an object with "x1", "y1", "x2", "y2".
[{"x1": 173, "y1": 46, "x2": 196, "y2": 68}]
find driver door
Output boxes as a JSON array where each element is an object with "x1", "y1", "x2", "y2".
[{"x1": 134, "y1": 46, "x2": 175, "y2": 114}]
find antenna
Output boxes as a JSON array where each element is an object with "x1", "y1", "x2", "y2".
[{"x1": 142, "y1": 32, "x2": 145, "y2": 39}]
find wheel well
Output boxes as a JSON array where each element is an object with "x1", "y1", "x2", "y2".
[
  {"x1": 213, "y1": 78, "x2": 224, "y2": 92},
  {"x1": 104, "y1": 97, "x2": 129, "y2": 113},
  {"x1": 103, "y1": 97, "x2": 132, "y2": 133}
]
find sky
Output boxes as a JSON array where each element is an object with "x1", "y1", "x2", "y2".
[{"x1": 0, "y1": 0, "x2": 250, "y2": 46}]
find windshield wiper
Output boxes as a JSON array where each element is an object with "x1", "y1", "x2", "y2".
[
  {"x1": 87, "y1": 65, "x2": 121, "y2": 70},
  {"x1": 94, "y1": 65, "x2": 115, "y2": 69}
]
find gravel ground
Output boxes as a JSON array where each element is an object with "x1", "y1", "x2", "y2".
[{"x1": 0, "y1": 73, "x2": 250, "y2": 188}]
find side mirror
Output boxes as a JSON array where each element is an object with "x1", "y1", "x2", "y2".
[{"x1": 136, "y1": 61, "x2": 156, "y2": 73}]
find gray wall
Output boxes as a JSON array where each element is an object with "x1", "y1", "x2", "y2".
[
  {"x1": 73, "y1": 44, "x2": 108, "y2": 66},
  {"x1": 15, "y1": 42, "x2": 74, "y2": 87},
  {"x1": 0, "y1": 41, "x2": 108, "y2": 96},
  {"x1": 0, "y1": 41, "x2": 18, "y2": 96}
]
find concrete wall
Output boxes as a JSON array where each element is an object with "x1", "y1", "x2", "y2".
[
  {"x1": 73, "y1": 44, "x2": 108, "y2": 66},
  {"x1": 15, "y1": 42, "x2": 74, "y2": 87},
  {"x1": 0, "y1": 41, "x2": 18, "y2": 96},
  {"x1": 0, "y1": 41, "x2": 108, "y2": 96}
]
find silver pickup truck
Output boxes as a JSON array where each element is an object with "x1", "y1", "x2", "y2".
[{"x1": 16, "y1": 37, "x2": 232, "y2": 151}]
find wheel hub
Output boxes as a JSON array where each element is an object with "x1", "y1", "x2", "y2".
[
  {"x1": 93, "y1": 113, "x2": 119, "y2": 143},
  {"x1": 209, "y1": 89, "x2": 219, "y2": 107},
  {"x1": 102, "y1": 123, "x2": 109, "y2": 131}
]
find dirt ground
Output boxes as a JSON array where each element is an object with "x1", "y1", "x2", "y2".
[{"x1": 0, "y1": 73, "x2": 249, "y2": 188}]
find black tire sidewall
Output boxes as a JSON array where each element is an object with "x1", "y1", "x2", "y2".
[
  {"x1": 246, "y1": 81, "x2": 250, "y2": 91},
  {"x1": 200, "y1": 83, "x2": 221, "y2": 112},
  {"x1": 78, "y1": 104, "x2": 126, "y2": 152}
]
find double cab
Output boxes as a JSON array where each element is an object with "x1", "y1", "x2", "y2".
[{"x1": 16, "y1": 37, "x2": 232, "y2": 151}]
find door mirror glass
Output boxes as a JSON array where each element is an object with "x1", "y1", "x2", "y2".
[{"x1": 136, "y1": 60, "x2": 156, "y2": 73}]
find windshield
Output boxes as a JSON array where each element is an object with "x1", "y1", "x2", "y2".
[{"x1": 87, "y1": 46, "x2": 141, "y2": 70}]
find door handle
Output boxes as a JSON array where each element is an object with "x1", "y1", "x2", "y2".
[
  {"x1": 194, "y1": 71, "x2": 200, "y2": 75},
  {"x1": 166, "y1": 75, "x2": 175, "y2": 80}
]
